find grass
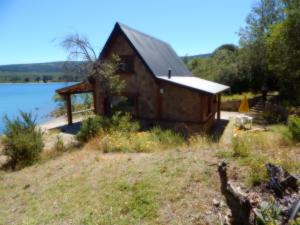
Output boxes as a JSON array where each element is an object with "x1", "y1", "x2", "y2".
[
  {"x1": 85, "y1": 127, "x2": 185, "y2": 153},
  {"x1": 217, "y1": 124, "x2": 300, "y2": 186},
  {"x1": 0, "y1": 147, "x2": 221, "y2": 225},
  {"x1": 1, "y1": 118, "x2": 299, "y2": 224},
  {"x1": 222, "y1": 92, "x2": 260, "y2": 102}
]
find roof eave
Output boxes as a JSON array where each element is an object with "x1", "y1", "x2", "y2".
[{"x1": 157, "y1": 77, "x2": 230, "y2": 95}]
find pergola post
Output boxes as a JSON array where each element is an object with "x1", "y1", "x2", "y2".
[
  {"x1": 65, "y1": 93, "x2": 73, "y2": 125},
  {"x1": 217, "y1": 94, "x2": 221, "y2": 120}
]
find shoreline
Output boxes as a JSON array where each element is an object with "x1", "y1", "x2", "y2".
[{"x1": 39, "y1": 115, "x2": 85, "y2": 131}]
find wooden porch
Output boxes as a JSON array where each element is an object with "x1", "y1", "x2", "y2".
[{"x1": 56, "y1": 81, "x2": 96, "y2": 125}]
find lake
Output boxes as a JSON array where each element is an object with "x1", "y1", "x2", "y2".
[{"x1": 0, "y1": 82, "x2": 76, "y2": 133}]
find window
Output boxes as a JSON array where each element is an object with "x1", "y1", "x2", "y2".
[{"x1": 118, "y1": 55, "x2": 134, "y2": 73}]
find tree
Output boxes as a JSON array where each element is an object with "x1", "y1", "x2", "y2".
[
  {"x1": 3, "y1": 112, "x2": 44, "y2": 169},
  {"x1": 239, "y1": 0, "x2": 285, "y2": 91},
  {"x1": 61, "y1": 34, "x2": 126, "y2": 114},
  {"x1": 187, "y1": 44, "x2": 250, "y2": 93},
  {"x1": 266, "y1": 0, "x2": 300, "y2": 104}
]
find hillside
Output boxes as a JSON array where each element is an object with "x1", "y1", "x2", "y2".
[
  {"x1": 0, "y1": 61, "x2": 83, "y2": 82},
  {"x1": 0, "y1": 118, "x2": 299, "y2": 224},
  {"x1": 0, "y1": 62, "x2": 65, "y2": 73},
  {"x1": 0, "y1": 53, "x2": 210, "y2": 83},
  {"x1": 181, "y1": 53, "x2": 212, "y2": 61},
  {"x1": 0, "y1": 147, "x2": 222, "y2": 224}
]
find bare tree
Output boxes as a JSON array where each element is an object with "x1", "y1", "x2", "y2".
[{"x1": 61, "y1": 34, "x2": 125, "y2": 97}]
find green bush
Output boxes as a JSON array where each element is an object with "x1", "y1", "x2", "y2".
[
  {"x1": 232, "y1": 136, "x2": 249, "y2": 158},
  {"x1": 2, "y1": 112, "x2": 44, "y2": 169},
  {"x1": 110, "y1": 112, "x2": 140, "y2": 133},
  {"x1": 288, "y1": 116, "x2": 300, "y2": 142},
  {"x1": 77, "y1": 115, "x2": 109, "y2": 142},
  {"x1": 149, "y1": 126, "x2": 184, "y2": 147},
  {"x1": 99, "y1": 126, "x2": 184, "y2": 153},
  {"x1": 77, "y1": 112, "x2": 139, "y2": 142},
  {"x1": 263, "y1": 111, "x2": 285, "y2": 124}
]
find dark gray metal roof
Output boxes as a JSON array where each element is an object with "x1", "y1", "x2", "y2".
[
  {"x1": 100, "y1": 22, "x2": 229, "y2": 94},
  {"x1": 118, "y1": 23, "x2": 192, "y2": 77}
]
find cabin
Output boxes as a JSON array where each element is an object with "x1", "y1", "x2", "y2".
[{"x1": 57, "y1": 22, "x2": 229, "y2": 132}]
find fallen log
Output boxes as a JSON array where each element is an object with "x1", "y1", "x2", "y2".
[
  {"x1": 266, "y1": 163, "x2": 298, "y2": 198},
  {"x1": 218, "y1": 162, "x2": 253, "y2": 225},
  {"x1": 218, "y1": 162, "x2": 300, "y2": 225}
]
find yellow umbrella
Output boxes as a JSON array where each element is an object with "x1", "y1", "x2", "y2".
[{"x1": 239, "y1": 95, "x2": 249, "y2": 113}]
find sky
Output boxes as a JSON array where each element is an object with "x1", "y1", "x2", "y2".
[{"x1": 0, "y1": 0, "x2": 255, "y2": 65}]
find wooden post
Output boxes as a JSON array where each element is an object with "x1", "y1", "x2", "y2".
[
  {"x1": 93, "y1": 89, "x2": 97, "y2": 114},
  {"x1": 65, "y1": 94, "x2": 72, "y2": 125},
  {"x1": 217, "y1": 94, "x2": 221, "y2": 120}
]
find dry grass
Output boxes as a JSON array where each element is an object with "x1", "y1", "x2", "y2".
[
  {"x1": 221, "y1": 92, "x2": 260, "y2": 102},
  {"x1": 0, "y1": 138, "x2": 222, "y2": 225},
  {"x1": 1, "y1": 120, "x2": 299, "y2": 224},
  {"x1": 217, "y1": 124, "x2": 300, "y2": 186}
]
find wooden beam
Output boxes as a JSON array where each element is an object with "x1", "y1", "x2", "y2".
[
  {"x1": 65, "y1": 94, "x2": 72, "y2": 125},
  {"x1": 217, "y1": 94, "x2": 221, "y2": 120},
  {"x1": 93, "y1": 88, "x2": 97, "y2": 114}
]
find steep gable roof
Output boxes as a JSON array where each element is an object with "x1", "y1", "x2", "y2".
[
  {"x1": 100, "y1": 22, "x2": 192, "y2": 77},
  {"x1": 118, "y1": 23, "x2": 192, "y2": 77},
  {"x1": 100, "y1": 22, "x2": 229, "y2": 94}
]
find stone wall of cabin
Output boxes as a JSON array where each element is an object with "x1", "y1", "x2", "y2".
[
  {"x1": 97, "y1": 31, "x2": 218, "y2": 132},
  {"x1": 101, "y1": 33, "x2": 158, "y2": 119},
  {"x1": 159, "y1": 81, "x2": 217, "y2": 131}
]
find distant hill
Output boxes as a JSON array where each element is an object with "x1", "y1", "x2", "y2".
[
  {"x1": 0, "y1": 54, "x2": 211, "y2": 82},
  {"x1": 181, "y1": 53, "x2": 212, "y2": 62},
  {"x1": 0, "y1": 61, "x2": 83, "y2": 83},
  {"x1": 0, "y1": 61, "x2": 81, "y2": 73}
]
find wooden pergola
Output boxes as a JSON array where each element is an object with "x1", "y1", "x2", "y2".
[{"x1": 56, "y1": 81, "x2": 95, "y2": 125}]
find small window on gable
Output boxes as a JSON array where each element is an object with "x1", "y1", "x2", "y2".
[{"x1": 118, "y1": 55, "x2": 134, "y2": 73}]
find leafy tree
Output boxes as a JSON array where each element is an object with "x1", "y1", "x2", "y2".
[
  {"x1": 188, "y1": 45, "x2": 251, "y2": 93},
  {"x1": 266, "y1": 0, "x2": 300, "y2": 104},
  {"x1": 239, "y1": 0, "x2": 285, "y2": 91}
]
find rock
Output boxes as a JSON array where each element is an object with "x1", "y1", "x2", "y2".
[
  {"x1": 0, "y1": 155, "x2": 11, "y2": 169},
  {"x1": 23, "y1": 184, "x2": 30, "y2": 189},
  {"x1": 213, "y1": 198, "x2": 220, "y2": 207}
]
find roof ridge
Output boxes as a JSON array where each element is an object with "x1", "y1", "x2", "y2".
[{"x1": 116, "y1": 22, "x2": 170, "y2": 46}]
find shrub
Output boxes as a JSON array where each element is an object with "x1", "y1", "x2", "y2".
[
  {"x1": 77, "y1": 113, "x2": 139, "y2": 142},
  {"x1": 2, "y1": 112, "x2": 44, "y2": 169},
  {"x1": 110, "y1": 112, "x2": 140, "y2": 133},
  {"x1": 246, "y1": 157, "x2": 268, "y2": 186},
  {"x1": 263, "y1": 111, "x2": 284, "y2": 124},
  {"x1": 288, "y1": 116, "x2": 300, "y2": 142},
  {"x1": 99, "y1": 127, "x2": 184, "y2": 153},
  {"x1": 77, "y1": 115, "x2": 109, "y2": 142},
  {"x1": 232, "y1": 136, "x2": 249, "y2": 158},
  {"x1": 149, "y1": 127, "x2": 184, "y2": 147},
  {"x1": 53, "y1": 135, "x2": 66, "y2": 152}
]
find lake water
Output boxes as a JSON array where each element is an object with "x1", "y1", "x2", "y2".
[{"x1": 0, "y1": 82, "x2": 76, "y2": 133}]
